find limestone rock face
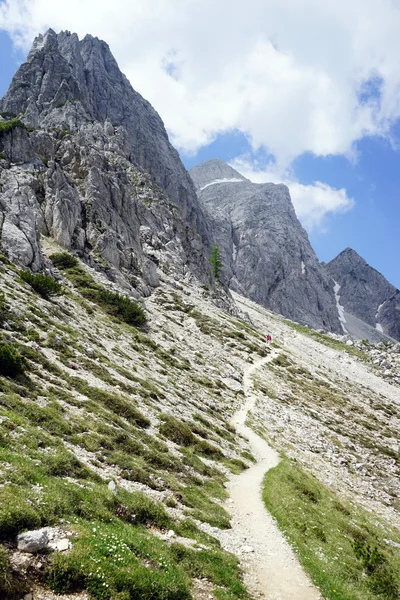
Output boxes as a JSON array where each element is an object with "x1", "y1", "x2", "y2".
[
  {"x1": 190, "y1": 160, "x2": 342, "y2": 332},
  {"x1": 0, "y1": 29, "x2": 204, "y2": 232},
  {"x1": 325, "y1": 248, "x2": 400, "y2": 341},
  {"x1": 0, "y1": 30, "x2": 212, "y2": 291}
]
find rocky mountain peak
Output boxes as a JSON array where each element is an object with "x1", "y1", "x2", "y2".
[
  {"x1": 325, "y1": 248, "x2": 399, "y2": 341},
  {"x1": 0, "y1": 30, "x2": 214, "y2": 292},
  {"x1": 189, "y1": 159, "x2": 248, "y2": 191},
  {"x1": 0, "y1": 29, "x2": 205, "y2": 229},
  {"x1": 191, "y1": 160, "x2": 342, "y2": 333}
]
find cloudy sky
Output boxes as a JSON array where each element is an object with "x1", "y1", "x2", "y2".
[{"x1": 0, "y1": 0, "x2": 399, "y2": 286}]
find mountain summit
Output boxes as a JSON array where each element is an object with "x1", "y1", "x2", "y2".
[
  {"x1": 0, "y1": 29, "x2": 208, "y2": 234},
  {"x1": 325, "y1": 248, "x2": 400, "y2": 340},
  {"x1": 0, "y1": 29, "x2": 211, "y2": 291},
  {"x1": 191, "y1": 159, "x2": 342, "y2": 332}
]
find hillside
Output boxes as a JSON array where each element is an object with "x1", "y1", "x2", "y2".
[
  {"x1": 1, "y1": 28, "x2": 400, "y2": 600},
  {"x1": 0, "y1": 248, "x2": 399, "y2": 600}
]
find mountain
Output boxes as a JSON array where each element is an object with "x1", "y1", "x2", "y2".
[
  {"x1": 0, "y1": 29, "x2": 212, "y2": 294},
  {"x1": 190, "y1": 159, "x2": 342, "y2": 333},
  {"x1": 325, "y1": 248, "x2": 400, "y2": 341}
]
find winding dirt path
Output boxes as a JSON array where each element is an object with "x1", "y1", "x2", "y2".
[{"x1": 226, "y1": 352, "x2": 322, "y2": 600}]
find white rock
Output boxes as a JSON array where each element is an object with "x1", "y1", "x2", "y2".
[
  {"x1": 17, "y1": 528, "x2": 49, "y2": 553},
  {"x1": 240, "y1": 545, "x2": 255, "y2": 553},
  {"x1": 167, "y1": 530, "x2": 176, "y2": 539},
  {"x1": 53, "y1": 538, "x2": 71, "y2": 552},
  {"x1": 108, "y1": 480, "x2": 117, "y2": 492}
]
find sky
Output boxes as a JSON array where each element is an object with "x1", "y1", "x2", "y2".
[{"x1": 0, "y1": 0, "x2": 399, "y2": 288}]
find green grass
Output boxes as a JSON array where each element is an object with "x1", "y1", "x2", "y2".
[
  {"x1": 0, "y1": 257, "x2": 251, "y2": 599},
  {"x1": 263, "y1": 459, "x2": 400, "y2": 600},
  {"x1": 0, "y1": 342, "x2": 25, "y2": 378},
  {"x1": 59, "y1": 263, "x2": 146, "y2": 326},
  {"x1": 0, "y1": 118, "x2": 26, "y2": 135}
]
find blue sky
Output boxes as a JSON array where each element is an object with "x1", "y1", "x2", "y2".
[{"x1": 0, "y1": 4, "x2": 399, "y2": 288}]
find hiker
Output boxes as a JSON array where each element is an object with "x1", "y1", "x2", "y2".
[{"x1": 266, "y1": 334, "x2": 272, "y2": 343}]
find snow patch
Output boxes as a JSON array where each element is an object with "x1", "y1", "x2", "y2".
[
  {"x1": 333, "y1": 281, "x2": 348, "y2": 333},
  {"x1": 301, "y1": 261, "x2": 305, "y2": 275},
  {"x1": 376, "y1": 323, "x2": 384, "y2": 333},
  {"x1": 200, "y1": 178, "x2": 244, "y2": 191},
  {"x1": 375, "y1": 301, "x2": 386, "y2": 319}
]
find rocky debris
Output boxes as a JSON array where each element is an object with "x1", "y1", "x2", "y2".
[
  {"x1": 191, "y1": 160, "x2": 342, "y2": 334},
  {"x1": 328, "y1": 332, "x2": 400, "y2": 385},
  {"x1": 324, "y1": 248, "x2": 400, "y2": 341},
  {"x1": 17, "y1": 527, "x2": 74, "y2": 554}
]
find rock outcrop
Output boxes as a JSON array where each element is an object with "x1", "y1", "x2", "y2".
[
  {"x1": 191, "y1": 159, "x2": 342, "y2": 332},
  {"x1": 325, "y1": 248, "x2": 400, "y2": 341},
  {"x1": 0, "y1": 30, "x2": 212, "y2": 293}
]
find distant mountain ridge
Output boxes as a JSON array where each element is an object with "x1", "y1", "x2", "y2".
[
  {"x1": 324, "y1": 248, "x2": 400, "y2": 341},
  {"x1": 191, "y1": 159, "x2": 342, "y2": 333}
]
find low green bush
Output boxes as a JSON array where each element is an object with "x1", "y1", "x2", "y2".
[
  {"x1": 50, "y1": 252, "x2": 78, "y2": 269},
  {"x1": 0, "y1": 342, "x2": 25, "y2": 378},
  {"x1": 159, "y1": 415, "x2": 194, "y2": 446},
  {"x1": 60, "y1": 264, "x2": 146, "y2": 326},
  {"x1": 0, "y1": 118, "x2": 26, "y2": 135},
  {"x1": 20, "y1": 270, "x2": 63, "y2": 299}
]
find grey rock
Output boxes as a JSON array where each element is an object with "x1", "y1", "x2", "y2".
[
  {"x1": 17, "y1": 528, "x2": 49, "y2": 553},
  {"x1": 0, "y1": 29, "x2": 212, "y2": 289},
  {"x1": 240, "y1": 545, "x2": 255, "y2": 553},
  {"x1": 325, "y1": 248, "x2": 400, "y2": 341},
  {"x1": 191, "y1": 160, "x2": 342, "y2": 332},
  {"x1": 0, "y1": 29, "x2": 210, "y2": 247}
]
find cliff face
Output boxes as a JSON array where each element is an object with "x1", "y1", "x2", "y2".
[
  {"x1": 0, "y1": 30, "x2": 212, "y2": 293},
  {"x1": 325, "y1": 248, "x2": 400, "y2": 341},
  {"x1": 191, "y1": 159, "x2": 342, "y2": 332}
]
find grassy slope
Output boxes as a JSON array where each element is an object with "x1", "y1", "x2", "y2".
[
  {"x1": 263, "y1": 459, "x2": 400, "y2": 600},
  {"x1": 0, "y1": 251, "x2": 269, "y2": 599}
]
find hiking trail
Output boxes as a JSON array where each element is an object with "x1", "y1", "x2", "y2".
[{"x1": 226, "y1": 350, "x2": 323, "y2": 600}]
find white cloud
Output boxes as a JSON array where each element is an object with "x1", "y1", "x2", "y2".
[
  {"x1": 1, "y1": 0, "x2": 400, "y2": 166},
  {"x1": 229, "y1": 157, "x2": 354, "y2": 231}
]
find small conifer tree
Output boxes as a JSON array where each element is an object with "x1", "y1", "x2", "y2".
[{"x1": 210, "y1": 244, "x2": 223, "y2": 281}]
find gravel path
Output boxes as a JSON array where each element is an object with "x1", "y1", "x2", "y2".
[{"x1": 208, "y1": 352, "x2": 322, "y2": 600}]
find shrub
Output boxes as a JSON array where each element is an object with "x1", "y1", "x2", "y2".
[
  {"x1": 0, "y1": 292, "x2": 8, "y2": 325},
  {"x1": 159, "y1": 415, "x2": 194, "y2": 446},
  {"x1": 50, "y1": 252, "x2": 78, "y2": 269},
  {"x1": 0, "y1": 342, "x2": 25, "y2": 378},
  {"x1": 96, "y1": 289, "x2": 146, "y2": 326},
  {"x1": 20, "y1": 270, "x2": 63, "y2": 299},
  {"x1": 0, "y1": 118, "x2": 26, "y2": 135},
  {"x1": 61, "y1": 264, "x2": 146, "y2": 327}
]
